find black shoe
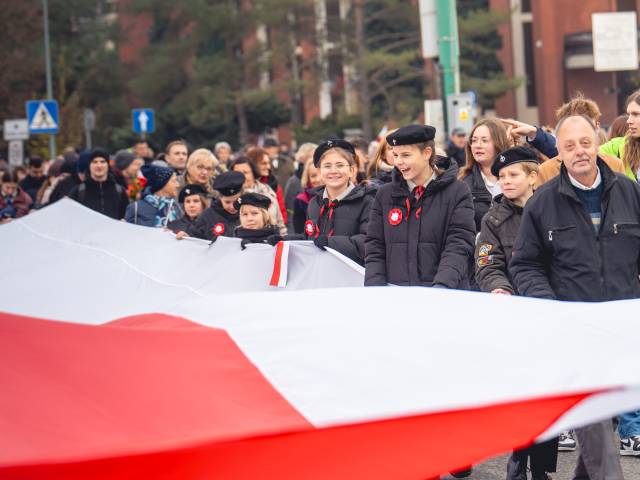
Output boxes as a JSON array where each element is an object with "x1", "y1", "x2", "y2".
[
  {"x1": 531, "y1": 471, "x2": 552, "y2": 480},
  {"x1": 450, "y1": 466, "x2": 472, "y2": 478}
]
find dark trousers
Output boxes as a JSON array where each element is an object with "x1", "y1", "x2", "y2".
[
  {"x1": 507, "y1": 437, "x2": 558, "y2": 479},
  {"x1": 573, "y1": 420, "x2": 623, "y2": 480}
]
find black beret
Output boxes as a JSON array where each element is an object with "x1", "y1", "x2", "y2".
[
  {"x1": 313, "y1": 139, "x2": 356, "y2": 167},
  {"x1": 178, "y1": 183, "x2": 207, "y2": 204},
  {"x1": 234, "y1": 192, "x2": 271, "y2": 211},
  {"x1": 386, "y1": 124, "x2": 436, "y2": 146},
  {"x1": 89, "y1": 148, "x2": 110, "y2": 162},
  {"x1": 213, "y1": 171, "x2": 245, "y2": 197},
  {"x1": 491, "y1": 146, "x2": 540, "y2": 177}
]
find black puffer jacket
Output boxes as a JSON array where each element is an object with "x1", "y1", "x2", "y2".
[
  {"x1": 68, "y1": 174, "x2": 129, "y2": 220},
  {"x1": 475, "y1": 194, "x2": 523, "y2": 294},
  {"x1": 511, "y1": 159, "x2": 640, "y2": 302},
  {"x1": 306, "y1": 184, "x2": 375, "y2": 265},
  {"x1": 234, "y1": 224, "x2": 281, "y2": 248},
  {"x1": 187, "y1": 199, "x2": 239, "y2": 240},
  {"x1": 461, "y1": 163, "x2": 493, "y2": 232},
  {"x1": 365, "y1": 160, "x2": 476, "y2": 287}
]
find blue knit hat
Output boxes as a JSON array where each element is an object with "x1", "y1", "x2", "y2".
[
  {"x1": 77, "y1": 151, "x2": 92, "y2": 174},
  {"x1": 141, "y1": 164, "x2": 174, "y2": 193}
]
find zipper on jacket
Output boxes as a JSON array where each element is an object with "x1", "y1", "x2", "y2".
[
  {"x1": 613, "y1": 222, "x2": 639, "y2": 234},
  {"x1": 547, "y1": 225, "x2": 575, "y2": 241}
]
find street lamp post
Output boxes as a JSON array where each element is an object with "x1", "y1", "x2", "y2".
[{"x1": 42, "y1": 0, "x2": 56, "y2": 159}]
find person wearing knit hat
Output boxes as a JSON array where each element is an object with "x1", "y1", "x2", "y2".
[
  {"x1": 124, "y1": 165, "x2": 181, "y2": 227},
  {"x1": 168, "y1": 184, "x2": 208, "y2": 234},
  {"x1": 68, "y1": 148, "x2": 130, "y2": 220},
  {"x1": 113, "y1": 150, "x2": 145, "y2": 200}
]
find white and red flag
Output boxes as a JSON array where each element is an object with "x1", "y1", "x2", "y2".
[{"x1": 1, "y1": 200, "x2": 639, "y2": 479}]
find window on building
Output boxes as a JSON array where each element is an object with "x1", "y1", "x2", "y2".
[
  {"x1": 523, "y1": 22, "x2": 537, "y2": 107},
  {"x1": 617, "y1": 0, "x2": 636, "y2": 11},
  {"x1": 521, "y1": 0, "x2": 531, "y2": 13}
]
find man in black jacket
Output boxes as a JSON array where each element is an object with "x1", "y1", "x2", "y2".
[
  {"x1": 511, "y1": 115, "x2": 638, "y2": 480},
  {"x1": 68, "y1": 148, "x2": 129, "y2": 220},
  {"x1": 19, "y1": 157, "x2": 47, "y2": 203}
]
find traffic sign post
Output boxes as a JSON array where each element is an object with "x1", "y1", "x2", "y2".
[
  {"x1": 83, "y1": 108, "x2": 95, "y2": 150},
  {"x1": 132, "y1": 109, "x2": 155, "y2": 138},
  {"x1": 3, "y1": 119, "x2": 29, "y2": 141},
  {"x1": 8, "y1": 141, "x2": 24, "y2": 167},
  {"x1": 26, "y1": 100, "x2": 59, "y2": 134}
]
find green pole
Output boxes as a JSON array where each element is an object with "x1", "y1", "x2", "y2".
[
  {"x1": 436, "y1": 0, "x2": 460, "y2": 97},
  {"x1": 42, "y1": 0, "x2": 56, "y2": 159}
]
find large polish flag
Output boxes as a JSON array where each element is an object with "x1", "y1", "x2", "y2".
[{"x1": 1, "y1": 200, "x2": 639, "y2": 479}]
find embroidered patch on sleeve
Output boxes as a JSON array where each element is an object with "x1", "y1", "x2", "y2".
[
  {"x1": 477, "y1": 255, "x2": 494, "y2": 267},
  {"x1": 478, "y1": 243, "x2": 493, "y2": 257}
]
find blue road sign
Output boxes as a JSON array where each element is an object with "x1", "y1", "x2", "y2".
[
  {"x1": 26, "y1": 100, "x2": 59, "y2": 134},
  {"x1": 132, "y1": 109, "x2": 155, "y2": 134}
]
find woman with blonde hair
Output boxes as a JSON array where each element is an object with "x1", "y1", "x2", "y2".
[
  {"x1": 366, "y1": 129, "x2": 396, "y2": 188},
  {"x1": 176, "y1": 148, "x2": 218, "y2": 198},
  {"x1": 459, "y1": 118, "x2": 512, "y2": 231},
  {"x1": 292, "y1": 158, "x2": 322, "y2": 234}
]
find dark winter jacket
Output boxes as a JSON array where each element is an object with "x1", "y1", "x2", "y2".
[
  {"x1": 19, "y1": 175, "x2": 47, "y2": 203},
  {"x1": 124, "y1": 193, "x2": 181, "y2": 228},
  {"x1": 187, "y1": 199, "x2": 240, "y2": 240},
  {"x1": 306, "y1": 184, "x2": 376, "y2": 265},
  {"x1": 461, "y1": 163, "x2": 493, "y2": 232},
  {"x1": 234, "y1": 224, "x2": 281, "y2": 248},
  {"x1": 167, "y1": 215, "x2": 197, "y2": 234},
  {"x1": 475, "y1": 194, "x2": 523, "y2": 294},
  {"x1": 49, "y1": 174, "x2": 81, "y2": 203},
  {"x1": 526, "y1": 127, "x2": 558, "y2": 159},
  {"x1": 68, "y1": 174, "x2": 129, "y2": 220},
  {"x1": 510, "y1": 159, "x2": 640, "y2": 302},
  {"x1": 293, "y1": 189, "x2": 313, "y2": 234},
  {"x1": 368, "y1": 169, "x2": 393, "y2": 189},
  {"x1": 0, "y1": 187, "x2": 33, "y2": 218},
  {"x1": 365, "y1": 160, "x2": 476, "y2": 287}
]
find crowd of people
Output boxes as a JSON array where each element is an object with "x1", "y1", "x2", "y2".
[{"x1": 2, "y1": 90, "x2": 640, "y2": 480}]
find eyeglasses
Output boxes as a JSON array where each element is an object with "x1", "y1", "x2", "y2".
[
  {"x1": 320, "y1": 162, "x2": 350, "y2": 171},
  {"x1": 195, "y1": 165, "x2": 214, "y2": 172}
]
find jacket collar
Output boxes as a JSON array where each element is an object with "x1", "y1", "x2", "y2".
[
  {"x1": 391, "y1": 158, "x2": 458, "y2": 198},
  {"x1": 558, "y1": 157, "x2": 616, "y2": 201}
]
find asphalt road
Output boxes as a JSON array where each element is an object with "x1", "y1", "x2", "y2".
[{"x1": 442, "y1": 450, "x2": 639, "y2": 479}]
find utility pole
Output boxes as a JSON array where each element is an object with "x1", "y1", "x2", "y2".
[
  {"x1": 42, "y1": 0, "x2": 56, "y2": 159},
  {"x1": 436, "y1": 0, "x2": 460, "y2": 97}
]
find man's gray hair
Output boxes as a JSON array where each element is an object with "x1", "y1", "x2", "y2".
[
  {"x1": 214, "y1": 142, "x2": 232, "y2": 154},
  {"x1": 554, "y1": 114, "x2": 598, "y2": 138}
]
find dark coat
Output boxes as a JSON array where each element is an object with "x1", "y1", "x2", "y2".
[
  {"x1": 68, "y1": 174, "x2": 129, "y2": 220},
  {"x1": 306, "y1": 184, "x2": 375, "y2": 265},
  {"x1": 167, "y1": 215, "x2": 197, "y2": 234},
  {"x1": 364, "y1": 160, "x2": 476, "y2": 287},
  {"x1": 234, "y1": 224, "x2": 280, "y2": 247},
  {"x1": 475, "y1": 194, "x2": 523, "y2": 294},
  {"x1": 461, "y1": 163, "x2": 493, "y2": 232},
  {"x1": 445, "y1": 141, "x2": 466, "y2": 169},
  {"x1": 49, "y1": 174, "x2": 81, "y2": 204},
  {"x1": 293, "y1": 189, "x2": 312, "y2": 234},
  {"x1": 510, "y1": 159, "x2": 640, "y2": 302},
  {"x1": 187, "y1": 199, "x2": 239, "y2": 240},
  {"x1": 19, "y1": 175, "x2": 47, "y2": 203}
]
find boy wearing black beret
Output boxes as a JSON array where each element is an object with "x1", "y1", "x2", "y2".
[{"x1": 365, "y1": 124, "x2": 476, "y2": 288}]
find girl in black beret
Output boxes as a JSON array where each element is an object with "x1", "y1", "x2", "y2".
[
  {"x1": 365, "y1": 124, "x2": 476, "y2": 288},
  {"x1": 234, "y1": 192, "x2": 282, "y2": 249},
  {"x1": 302, "y1": 139, "x2": 375, "y2": 265},
  {"x1": 169, "y1": 184, "x2": 208, "y2": 235}
]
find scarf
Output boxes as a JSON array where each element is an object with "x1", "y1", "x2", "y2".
[{"x1": 144, "y1": 194, "x2": 179, "y2": 227}]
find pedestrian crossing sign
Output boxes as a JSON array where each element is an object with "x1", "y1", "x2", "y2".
[{"x1": 26, "y1": 100, "x2": 59, "y2": 134}]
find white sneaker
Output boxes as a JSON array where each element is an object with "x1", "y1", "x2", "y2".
[
  {"x1": 620, "y1": 435, "x2": 640, "y2": 456},
  {"x1": 558, "y1": 431, "x2": 576, "y2": 451}
]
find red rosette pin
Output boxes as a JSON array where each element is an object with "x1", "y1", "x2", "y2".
[
  {"x1": 212, "y1": 223, "x2": 225, "y2": 236},
  {"x1": 388, "y1": 208, "x2": 403, "y2": 226},
  {"x1": 304, "y1": 219, "x2": 315, "y2": 236}
]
